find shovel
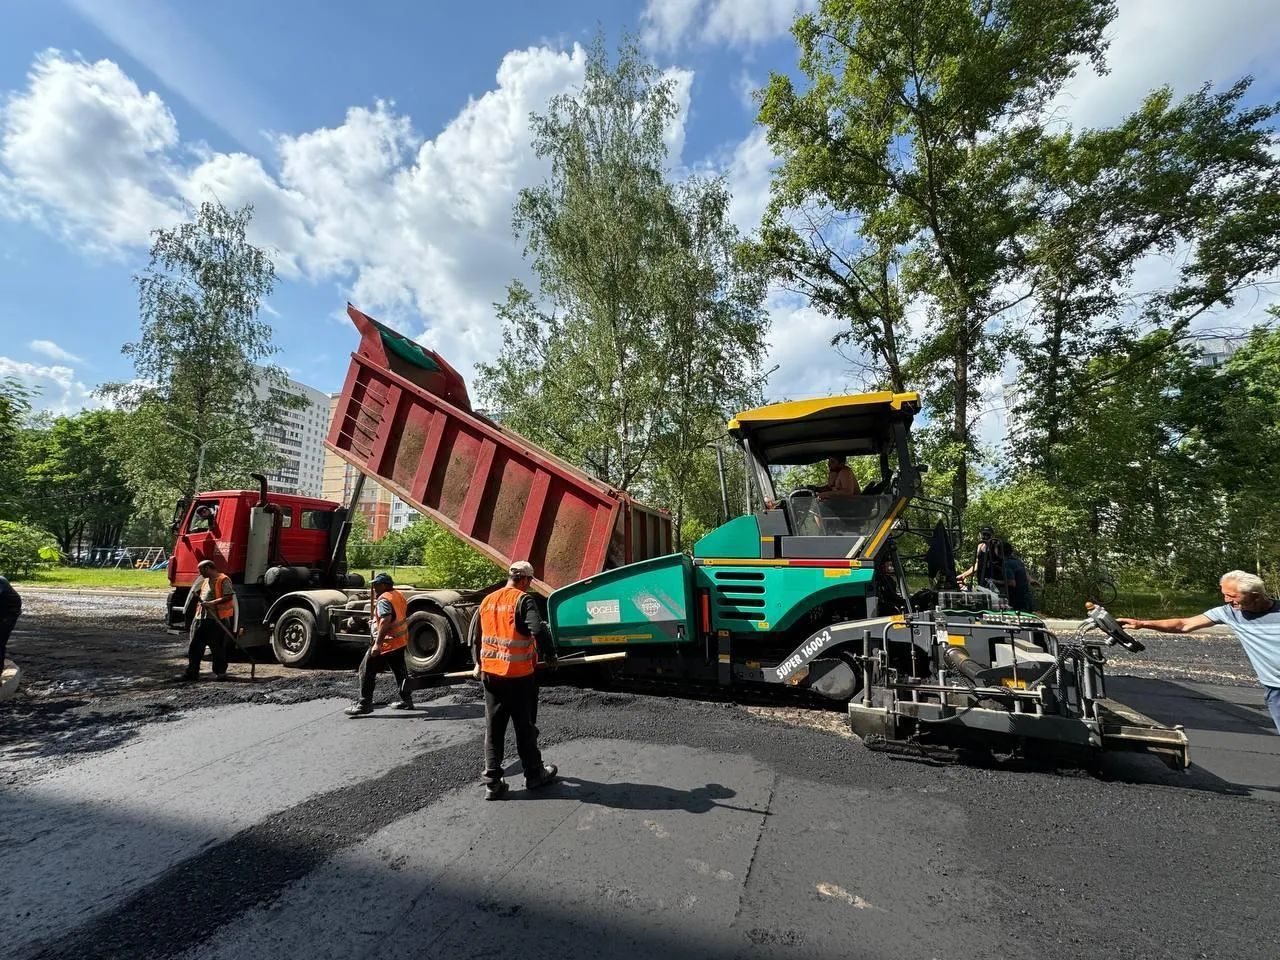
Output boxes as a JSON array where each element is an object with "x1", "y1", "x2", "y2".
[
  {"x1": 406, "y1": 651, "x2": 626, "y2": 691},
  {"x1": 200, "y1": 604, "x2": 259, "y2": 681}
]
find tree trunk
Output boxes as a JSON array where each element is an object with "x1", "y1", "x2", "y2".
[{"x1": 951, "y1": 314, "x2": 970, "y2": 514}]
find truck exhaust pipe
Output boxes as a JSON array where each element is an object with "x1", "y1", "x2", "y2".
[{"x1": 250, "y1": 473, "x2": 269, "y2": 507}]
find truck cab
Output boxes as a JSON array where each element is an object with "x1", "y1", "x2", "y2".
[{"x1": 166, "y1": 485, "x2": 343, "y2": 643}]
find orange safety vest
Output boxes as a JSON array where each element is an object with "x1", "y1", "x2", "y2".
[
  {"x1": 479, "y1": 586, "x2": 536, "y2": 678},
  {"x1": 199, "y1": 573, "x2": 236, "y2": 621},
  {"x1": 374, "y1": 589, "x2": 409, "y2": 655}
]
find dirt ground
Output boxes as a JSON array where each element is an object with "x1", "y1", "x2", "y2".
[{"x1": 1, "y1": 588, "x2": 1262, "y2": 776}]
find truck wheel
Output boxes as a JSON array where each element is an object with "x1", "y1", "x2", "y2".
[
  {"x1": 404, "y1": 611, "x2": 454, "y2": 674},
  {"x1": 272, "y1": 607, "x2": 321, "y2": 667}
]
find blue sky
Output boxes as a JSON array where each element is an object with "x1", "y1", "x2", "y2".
[{"x1": 2, "y1": 0, "x2": 1278, "y2": 432}]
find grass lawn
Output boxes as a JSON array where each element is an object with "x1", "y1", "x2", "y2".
[
  {"x1": 12, "y1": 567, "x2": 173, "y2": 590},
  {"x1": 1040, "y1": 587, "x2": 1221, "y2": 620},
  {"x1": 13, "y1": 564, "x2": 444, "y2": 591}
]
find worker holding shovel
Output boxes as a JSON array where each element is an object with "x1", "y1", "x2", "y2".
[{"x1": 180, "y1": 559, "x2": 238, "y2": 681}]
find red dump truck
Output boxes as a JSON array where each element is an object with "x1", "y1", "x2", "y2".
[{"x1": 164, "y1": 305, "x2": 672, "y2": 669}]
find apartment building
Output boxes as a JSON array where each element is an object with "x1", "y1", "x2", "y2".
[
  {"x1": 254, "y1": 372, "x2": 330, "y2": 497},
  {"x1": 321, "y1": 393, "x2": 419, "y2": 537}
]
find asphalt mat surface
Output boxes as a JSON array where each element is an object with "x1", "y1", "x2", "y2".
[{"x1": 3, "y1": 594, "x2": 1279, "y2": 960}]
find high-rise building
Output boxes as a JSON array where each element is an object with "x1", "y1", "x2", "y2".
[
  {"x1": 1194, "y1": 333, "x2": 1249, "y2": 369},
  {"x1": 254, "y1": 372, "x2": 330, "y2": 497},
  {"x1": 321, "y1": 394, "x2": 419, "y2": 536}
]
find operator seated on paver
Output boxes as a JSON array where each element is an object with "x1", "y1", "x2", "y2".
[
  {"x1": 346, "y1": 573, "x2": 414, "y2": 716},
  {"x1": 180, "y1": 559, "x2": 237, "y2": 681},
  {"x1": 815, "y1": 455, "x2": 860, "y2": 500},
  {"x1": 1119, "y1": 570, "x2": 1280, "y2": 735},
  {"x1": 472, "y1": 560, "x2": 559, "y2": 800}
]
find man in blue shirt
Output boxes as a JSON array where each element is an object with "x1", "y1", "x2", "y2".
[
  {"x1": 1002, "y1": 541, "x2": 1036, "y2": 613},
  {"x1": 1119, "y1": 570, "x2": 1280, "y2": 735}
]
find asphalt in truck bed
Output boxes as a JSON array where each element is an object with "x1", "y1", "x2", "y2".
[{"x1": 2, "y1": 591, "x2": 1278, "y2": 960}]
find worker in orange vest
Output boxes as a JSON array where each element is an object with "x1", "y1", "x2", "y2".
[
  {"x1": 346, "y1": 573, "x2": 414, "y2": 716},
  {"x1": 472, "y1": 560, "x2": 558, "y2": 799},
  {"x1": 180, "y1": 558, "x2": 237, "y2": 681}
]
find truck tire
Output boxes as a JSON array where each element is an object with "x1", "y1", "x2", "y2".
[
  {"x1": 404, "y1": 611, "x2": 454, "y2": 674},
  {"x1": 271, "y1": 607, "x2": 322, "y2": 667}
]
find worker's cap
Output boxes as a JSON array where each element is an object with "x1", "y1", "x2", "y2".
[
  {"x1": 197, "y1": 559, "x2": 217, "y2": 570},
  {"x1": 371, "y1": 572, "x2": 394, "y2": 587},
  {"x1": 508, "y1": 560, "x2": 536, "y2": 579},
  {"x1": 979, "y1": 525, "x2": 994, "y2": 537}
]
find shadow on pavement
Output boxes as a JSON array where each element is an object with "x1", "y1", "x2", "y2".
[{"x1": 518, "y1": 776, "x2": 769, "y2": 816}]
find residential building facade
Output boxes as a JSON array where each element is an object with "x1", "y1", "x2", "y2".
[{"x1": 254, "y1": 372, "x2": 330, "y2": 497}]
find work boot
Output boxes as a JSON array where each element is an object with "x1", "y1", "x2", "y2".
[
  {"x1": 344, "y1": 702, "x2": 373, "y2": 717},
  {"x1": 484, "y1": 781, "x2": 510, "y2": 801},
  {"x1": 525, "y1": 764, "x2": 558, "y2": 791},
  {"x1": 390, "y1": 698, "x2": 414, "y2": 710},
  {"x1": 174, "y1": 668, "x2": 198, "y2": 683},
  {"x1": 213, "y1": 672, "x2": 229, "y2": 682}
]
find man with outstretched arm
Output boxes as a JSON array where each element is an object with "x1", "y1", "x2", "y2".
[
  {"x1": 472, "y1": 560, "x2": 559, "y2": 800},
  {"x1": 1119, "y1": 570, "x2": 1280, "y2": 734}
]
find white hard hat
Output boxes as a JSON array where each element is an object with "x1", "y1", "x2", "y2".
[{"x1": 509, "y1": 560, "x2": 535, "y2": 579}]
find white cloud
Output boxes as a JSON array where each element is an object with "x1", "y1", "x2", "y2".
[
  {"x1": 28, "y1": 340, "x2": 84, "y2": 365},
  {"x1": 759, "y1": 290, "x2": 859, "y2": 401},
  {"x1": 0, "y1": 357, "x2": 98, "y2": 414},
  {"x1": 643, "y1": 0, "x2": 815, "y2": 51},
  {"x1": 1052, "y1": 0, "x2": 1280, "y2": 130},
  {"x1": 724, "y1": 127, "x2": 775, "y2": 234},
  {"x1": 0, "y1": 45, "x2": 592, "y2": 385},
  {"x1": 0, "y1": 52, "x2": 182, "y2": 250}
]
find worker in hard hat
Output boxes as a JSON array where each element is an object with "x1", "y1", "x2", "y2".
[
  {"x1": 472, "y1": 560, "x2": 558, "y2": 800},
  {"x1": 346, "y1": 573, "x2": 414, "y2": 716}
]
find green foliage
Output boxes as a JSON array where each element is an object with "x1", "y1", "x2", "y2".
[
  {"x1": 0, "y1": 520, "x2": 56, "y2": 577},
  {"x1": 21, "y1": 410, "x2": 135, "y2": 554},
  {"x1": 99, "y1": 200, "x2": 294, "y2": 528},
  {"x1": 0, "y1": 377, "x2": 33, "y2": 520},
  {"x1": 421, "y1": 521, "x2": 504, "y2": 589},
  {"x1": 478, "y1": 33, "x2": 769, "y2": 544},
  {"x1": 963, "y1": 477, "x2": 1086, "y2": 570},
  {"x1": 757, "y1": 0, "x2": 1117, "y2": 511}
]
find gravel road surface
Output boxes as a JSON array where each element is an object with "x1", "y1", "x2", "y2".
[{"x1": 3, "y1": 591, "x2": 1278, "y2": 960}]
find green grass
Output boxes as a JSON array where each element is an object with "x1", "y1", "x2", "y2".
[
  {"x1": 11, "y1": 567, "x2": 173, "y2": 589},
  {"x1": 1039, "y1": 587, "x2": 1221, "y2": 620},
  {"x1": 10, "y1": 563, "x2": 476, "y2": 591},
  {"x1": 12, "y1": 564, "x2": 444, "y2": 591}
]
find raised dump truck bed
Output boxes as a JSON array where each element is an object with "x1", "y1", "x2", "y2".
[{"x1": 325, "y1": 305, "x2": 672, "y2": 593}]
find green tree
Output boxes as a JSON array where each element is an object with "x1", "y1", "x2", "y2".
[
  {"x1": 0, "y1": 377, "x2": 33, "y2": 520},
  {"x1": 22, "y1": 410, "x2": 135, "y2": 555},
  {"x1": 0, "y1": 519, "x2": 56, "y2": 578},
  {"x1": 478, "y1": 34, "x2": 769, "y2": 540},
  {"x1": 758, "y1": 0, "x2": 1115, "y2": 512},
  {"x1": 99, "y1": 200, "x2": 294, "y2": 525},
  {"x1": 1008, "y1": 80, "x2": 1280, "y2": 580}
]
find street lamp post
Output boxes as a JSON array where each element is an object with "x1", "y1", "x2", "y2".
[{"x1": 166, "y1": 422, "x2": 216, "y2": 495}]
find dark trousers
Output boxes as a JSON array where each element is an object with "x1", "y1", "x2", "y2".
[
  {"x1": 0, "y1": 614, "x2": 17, "y2": 664},
  {"x1": 482, "y1": 673, "x2": 543, "y2": 785},
  {"x1": 187, "y1": 618, "x2": 228, "y2": 676},
  {"x1": 358, "y1": 646, "x2": 409, "y2": 705}
]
